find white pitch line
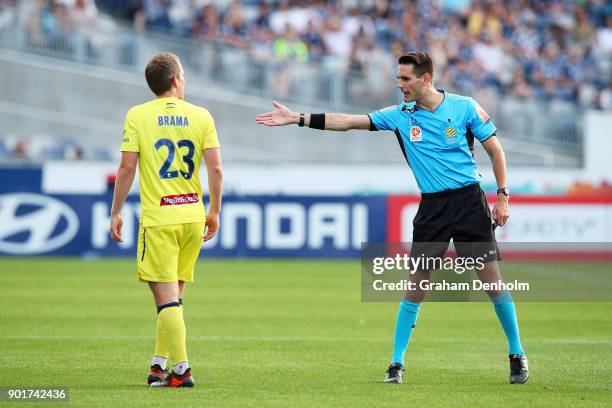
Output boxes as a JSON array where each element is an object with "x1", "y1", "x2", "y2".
[{"x1": 2, "y1": 335, "x2": 611, "y2": 345}]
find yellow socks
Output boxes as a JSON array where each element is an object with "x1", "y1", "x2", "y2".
[
  {"x1": 157, "y1": 304, "x2": 188, "y2": 366},
  {"x1": 154, "y1": 313, "x2": 169, "y2": 362}
]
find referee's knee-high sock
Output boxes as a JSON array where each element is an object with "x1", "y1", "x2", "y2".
[
  {"x1": 491, "y1": 290, "x2": 525, "y2": 356},
  {"x1": 157, "y1": 302, "x2": 188, "y2": 372},
  {"x1": 391, "y1": 300, "x2": 421, "y2": 366}
]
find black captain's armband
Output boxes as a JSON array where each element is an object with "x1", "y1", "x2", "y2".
[
  {"x1": 309, "y1": 113, "x2": 325, "y2": 130},
  {"x1": 368, "y1": 114, "x2": 377, "y2": 131}
]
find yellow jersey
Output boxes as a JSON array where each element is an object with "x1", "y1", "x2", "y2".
[{"x1": 120, "y1": 97, "x2": 220, "y2": 227}]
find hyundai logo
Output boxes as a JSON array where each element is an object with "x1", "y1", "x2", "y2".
[{"x1": 0, "y1": 193, "x2": 79, "y2": 254}]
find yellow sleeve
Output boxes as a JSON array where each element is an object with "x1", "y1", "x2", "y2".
[
  {"x1": 202, "y1": 108, "x2": 220, "y2": 150},
  {"x1": 120, "y1": 108, "x2": 139, "y2": 152}
]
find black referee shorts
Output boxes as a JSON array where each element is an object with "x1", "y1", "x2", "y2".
[{"x1": 410, "y1": 183, "x2": 501, "y2": 264}]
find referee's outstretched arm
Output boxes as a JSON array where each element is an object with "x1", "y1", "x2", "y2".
[{"x1": 255, "y1": 100, "x2": 371, "y2": 131}]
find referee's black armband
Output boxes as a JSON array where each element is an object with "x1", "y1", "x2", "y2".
[{"x1": 309, "y1": 113, "x2": 325, "y2": 130}]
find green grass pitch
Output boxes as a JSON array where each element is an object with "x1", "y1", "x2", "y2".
[{"x1": 0, "y1": 258, "x2": 611, "y2": 407}]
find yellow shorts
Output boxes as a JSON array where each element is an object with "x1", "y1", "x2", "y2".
[{"x1": 136, "y1": 221, "x2": 206, "y2": 283}]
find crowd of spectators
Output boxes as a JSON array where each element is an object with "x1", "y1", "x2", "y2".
[
  {"x1": 97, "y1": 0, "x2": 611, "y2": 109},
  {"x1": 5, "y1": 0, "x2": 612, "y2": 110}
]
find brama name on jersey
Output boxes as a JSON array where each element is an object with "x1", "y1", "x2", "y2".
[{"x1": 157, "y1": 115, "x2": 190, "y2": 126}]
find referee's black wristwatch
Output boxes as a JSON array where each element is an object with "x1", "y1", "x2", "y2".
[{"x1": 496, "y1": 187, "x2": 510, "y2": 197}]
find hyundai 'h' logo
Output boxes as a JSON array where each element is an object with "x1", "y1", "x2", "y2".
[{"x1": 0, "y1": 193, "x2": 79, "y2": 254}]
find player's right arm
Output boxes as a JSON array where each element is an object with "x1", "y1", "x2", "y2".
[
  {"x1": 255, "y1": 101, "x2": 371, "y2": 131},
  {"x1": 110, "y1": 108, "x2": 140, "y2": 242},
  {"x1": 110, "y1": 151, "x2": 138, "y2": 242}
]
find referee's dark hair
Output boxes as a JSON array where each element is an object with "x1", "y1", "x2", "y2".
[
  {"x1": 145, "y1": 52, "x2": 181, "y2": 96},
  {"x1": 398, "y1": 51, "x2": 433, "y2": 78}
]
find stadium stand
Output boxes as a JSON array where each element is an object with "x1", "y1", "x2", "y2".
[
  {"x1": 98, "y1": 0, "x2": 611, "y2": 109},
  {"x1": 0, "y1": 0, "x2": 610, "y2": 164},
  {"x1": 3, "y1": 0, "x2": 610, "y2": 108}
]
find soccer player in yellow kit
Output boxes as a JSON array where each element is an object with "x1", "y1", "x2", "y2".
[{"x1": 109, "y1": 52, "x2": 223, "y2": 388}]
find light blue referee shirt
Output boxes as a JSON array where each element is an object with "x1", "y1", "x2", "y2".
[{"x1": 369, "y1": 91, "x2": 497, "y2": 193}]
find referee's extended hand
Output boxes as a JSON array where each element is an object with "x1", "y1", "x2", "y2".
[
  {"x1": 255, "y1": 101, "x2": 297, "y2": 126},
  {"x1": 492, "y1": 196, "x2": 510, "y2": 226}
]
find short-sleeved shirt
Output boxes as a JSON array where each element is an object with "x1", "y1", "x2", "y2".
[
  {"x1": 121, "y1": 97, "x2": 220, "y2": 227},
  {"x1": 369, "y1": 91, "x2": 496, "y2": 193}
]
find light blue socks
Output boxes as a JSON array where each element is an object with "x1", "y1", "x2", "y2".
[
  {"x1": 391, "y1": 300, "x2": 421, "y2": 366},
  {"x1": 391, "y1": 291, "x2": 524, "y2": 366},
  {"x1": 491, "y1": 290, "x2": 525, "y2": 356}
]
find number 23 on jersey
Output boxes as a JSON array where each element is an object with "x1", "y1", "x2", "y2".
[{"x1": 154, "y1": 138, "x2": 195, "y2": 180}]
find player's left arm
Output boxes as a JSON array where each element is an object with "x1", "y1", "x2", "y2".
[
  {"x1": 481, "y1": 136, "x2": 509, "y2": 226},
  {"x1": 110, "y1": 152, "x2": 139, "y2": 242},
  {"x1": 203, "y1": 147, "x2": 223, "y2": 242}
]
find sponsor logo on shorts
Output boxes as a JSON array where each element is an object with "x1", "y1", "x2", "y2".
[
  {"x1": 160, "y1": 193, "x2": 199, "y2": 206},
  {"x1": 410, "y1": 126, "x2": 422, "y2": 142}
]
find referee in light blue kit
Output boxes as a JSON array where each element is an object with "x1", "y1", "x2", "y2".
[{"x1": 256, "y1": 51, "x2": 528, "y2": 385}]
